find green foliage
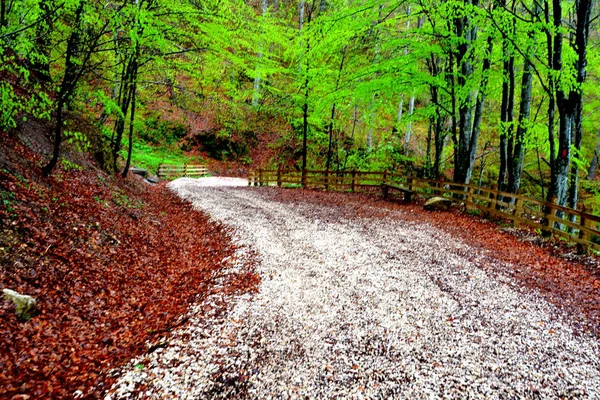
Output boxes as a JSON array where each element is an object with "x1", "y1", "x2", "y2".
[
  {"x1": 60, "y1": 158, "x2": 83, "y2": 172},
  {"x1": 64, "y1": 130, "x2": 91, "y2": 152},
  {"x1": 140, "y1": 118, "x2": 187, "y2": 146},
  {"x1": 124, "y1": 142, "x2": 201, "y2": 174},
  {"x1": 581, "y1": 180, "x2": 600, "y2": 215},
  {"x1": 0, "y1": 78, "x2": 52, "y2": 130},
  {"x1": 0, "y1": 0, "x2": 598, "y2": 209}
]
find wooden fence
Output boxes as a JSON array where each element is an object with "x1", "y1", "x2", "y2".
[
  {"x1": 248, "y1": 168, "x2": 600, "y2": 253},
  {"x1": 157, "y1": 164, "x2": 208, "y2": 179}
]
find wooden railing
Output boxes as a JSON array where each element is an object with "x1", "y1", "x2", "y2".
[
  {"x1": 248, "y1": 168, "x2": 600, "y2": 253},
  {"x1": 157, "y1": 164, "x2": 208, "y2": 179}
]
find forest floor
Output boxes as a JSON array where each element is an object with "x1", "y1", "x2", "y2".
[
  {"x1": 0, "y1": 132, "x2": 260, "y2": 399},
  {"x1": 108, "y1": 178, "x2": 600, "y2": 399}
]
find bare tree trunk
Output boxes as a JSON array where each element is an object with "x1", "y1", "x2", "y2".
[
  {"x1": 42, "y1": 2, "x2": 84, "y2": 176},
  {"x1": 507, "y1": 3, "x2": 538, "y2": 195},
  {"x1": 452, "y1": 1, "x2": 477, "y2": 185},
  {"x1": 566, "y1": 0, "x2": 592, "y2": 211},
  {"x1": 547, "y1": 0, "x2": 592, "y2": 208},
  {"x1": 122, "y1": 59, "x2": 138, "y2": 178},
  {"x1": 300, "y1": 1, "x2": 313, "y2": 187},
  {"x1": 498, "y1": 34, "x2": 515, "y2": 193},
  {"x1": 326, "y1": 46, "x2": 347, "y2": 171},
  {"x1": 454, "y1": 29, "x2": 492, "y2": 185},
  {"x1": 404, "y1": 95, "x2": 415, "y2": 147},
  {"x1": 586, "y1": 129, "x2": 600, "y2": 180},
  {"x1": 252, "y1": 0, "x2": 268, "y2": 107},
  {"x1": 112, "y1": 56, "x2": 136, "y2": 171},
  {"x1": 403, "y1": 10, "x2": 425, "y2": 149}
]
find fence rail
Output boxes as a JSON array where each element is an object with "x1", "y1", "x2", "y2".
[
  {"x1": 157, "y1": 164, "x2": 208, "y2": 179},
  {"x1": 248, "y1": 168, "x2": 600, "y2": 253}
]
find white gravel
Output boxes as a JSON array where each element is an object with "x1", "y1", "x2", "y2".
[{"x1": 106, "y1": 177, "x2": 600, "y2": 399}]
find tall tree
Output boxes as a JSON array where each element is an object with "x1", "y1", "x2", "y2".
[
  {"x1": 43, "y1": 1, "x2": 114, "y2": 176},
  {"x1": 546, "y1": 0, "x2": 593, "y2": 209}
]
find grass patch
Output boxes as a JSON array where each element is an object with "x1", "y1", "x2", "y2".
[{"x1": 123, "y1": 142, "x2": 204, "y2": 175}]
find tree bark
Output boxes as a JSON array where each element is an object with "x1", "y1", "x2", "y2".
[
  {"x1": 42, "y1": 2, "x2": 85, "y2": 176},
  {"x1": 566, "y1": 0, "x2": 592, "y2": 210},
  {"x1": 498, "y1": 36, "x2": 515, "y2": 192},
  {"x1": 122, "y1": 64, "x2": 137, "y2": 178},
  {"x1": 507, "y1": 2, "x2": 539, "y2": 195},
  {"x1": 452, "y1": 0, "x2": 484, "y2": 185},
  {"x1": 547, "y1": 0, "x2": 592, "y2": 208},
  {"x1": 112, "y1": 56, "x2": 136, "y2": 172},
  {"x1": 586, "y1": 129, "x2": 600, "y2": 180},
  {"x1": 252, "y1": 0, "x2": 268, "y2": 107}
]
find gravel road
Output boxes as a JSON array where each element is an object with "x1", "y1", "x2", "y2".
[{"x1": 107, "y1": 178, "x2": 600, "y2": 399}]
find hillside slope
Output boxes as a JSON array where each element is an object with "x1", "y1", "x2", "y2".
[{"x1": 0, "y1": 127, "x2": 259, "y2": 398}]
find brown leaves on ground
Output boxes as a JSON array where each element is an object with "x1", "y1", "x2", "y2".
[
  {"x1": 0, "y1": 133, "x2": 259, "y2": 399},
  {"x1": 263, "y1": 188, "x2": 600, "y2": 337}
]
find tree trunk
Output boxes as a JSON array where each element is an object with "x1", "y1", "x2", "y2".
[
  {"x1": 42, "y1": 2, "x2": 84, "y2": 176},
  {"x1": 32, "y1": 0, "x2": 53, "y2": 82},
  {"x1": 452, "y1": 2, "x2": 476, "y2": 185},
  {"x1": 404, "y1": 95, "x2": 415, "y2": 147},
  {"x1": 586, "y1": 129, "x2": 600, "y2": 180},
  {"x1": 566, "y1": 0, "x2": 592, "y2": 210},
  {"x1": 42, "y1": 98, "x2": 65, "y2": 176},
  {"x1": 112, "y1": 57, "x2": 135, "y2": 172},
  {"x1": 326, "y1": 45, "x2": 346, "y2": 171},
  {"x1": 454, "y1": 22, "x2": 491, "y2": 186},
  {"x1": 547, "y1": 0, "x2": 592, "y2": 208},
  {"x1": 507, "y1": 3, "x2": 538, "y2": 195},
  {"x1": 122, "y1": 67, "x2": 137, "y2": 178},
  {"x1": 0, "y1": 0, "x2": 6, "y2": 27},
  {"x1": 252, "y1": 0, "x2": 268, "y2": 107},
  {"x1": 498, "y1": 43, "x2": 515, "y2": 193}
]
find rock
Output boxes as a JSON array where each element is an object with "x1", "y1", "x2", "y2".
[
  {"x1": 130, "y1": 167, "x2": 148, "y2": 177},
  {"x1": 145, "y1": 175, "x2": 160, "y2": 184},
  {"x1": 3, "y1": 289, "x2": 37, "y2": 321},
  {"x1": 11, "y1": 394, "x2": 31, "y2": 400},
  {"x1": 424, "y1": 197, "x2": 453, "y2": 211}
]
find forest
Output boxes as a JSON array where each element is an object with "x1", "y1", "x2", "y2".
[
  {"x1": 4, "y1": 1, "x2": 600, "y2": 397},
  {"x1": 1, "y1": 0, "x2": 599, "y2": 211}
]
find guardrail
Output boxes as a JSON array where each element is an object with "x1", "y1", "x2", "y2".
[
  {"x1": 157, "y1": 164, "x2": 208, "y2": 179},
  {"x1": 248, "y1": 168, "x2": 600, "y2": 253}
]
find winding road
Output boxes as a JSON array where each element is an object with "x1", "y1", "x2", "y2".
[{"x1": 108, "y1": 177, "x2": 600, "y2": 399}]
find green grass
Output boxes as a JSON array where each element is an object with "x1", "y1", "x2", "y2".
[{"x1": 123, "y1": 141, "x2": 204, "y2": 175}]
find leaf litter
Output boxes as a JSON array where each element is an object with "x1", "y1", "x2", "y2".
[{"x1": 0, "y1": 133, "x2": 259, "y2": 399}]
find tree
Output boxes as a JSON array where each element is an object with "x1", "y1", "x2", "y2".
[
  {"x1": 43, "y1": 1, "x2": 114, "y2": 176},
  {"x1": 544, "y1": 0, "x2": 593, "y2": 210}
]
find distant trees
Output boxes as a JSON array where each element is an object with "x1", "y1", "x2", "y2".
[{"x1": 1, "y1": 0, "x2": 599, "y2": 212}]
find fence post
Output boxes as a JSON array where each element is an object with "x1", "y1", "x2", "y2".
[
  {"x1": 578, "y1": 206, "x2": 590, "y2": 254},
  {"x1": 301, "y1": 169, "x2": 307, "y2": 188},
  {"x1": 465, "y1": 185, "x2": 474, "y2": 211},
  {"x1": 325, "y1": 169, "x2": 330, "y2": 190},
  {"x1": 277, "y1": 166, "x2": 282, "y2": 187},
  {"x1": 513, "y1": 196, "x2": 523, "y2": 227},
  {"x1": 258, "y1": 169, "x2": 263, "y2": 186},
  {"x1": 351, "y1": 170, "x2": 356, "y2": 192},
  {"x1": 490, "y1": 184, "x2": 498, "y2": 213},
  {"x1": 383, "y1": 170, "x2": 388, "y2": 185}
]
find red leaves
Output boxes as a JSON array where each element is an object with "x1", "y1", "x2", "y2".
[{"x1": 0, "y1": 136, "x2": 259, "y2": 398}]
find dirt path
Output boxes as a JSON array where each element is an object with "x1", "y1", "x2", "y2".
[{"x1": 108, "y1": 179, "x2": 600, "y2": 399}]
